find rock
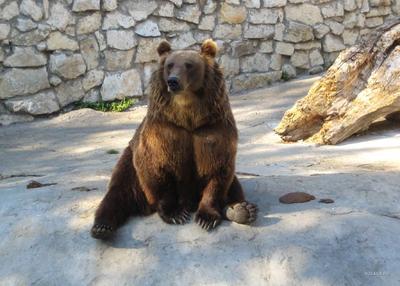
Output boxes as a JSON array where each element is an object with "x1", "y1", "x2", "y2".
[
  {"x1": 83, "y1": 89, "x2": 100, "y2": 103},
  {"x1": 0, "y1": 49, "x2": 4, "y2": 62},
  {"x1": 80, "y1": 36, "x2": 99, "y2": 70},
  {"x1": 135, "y1": 20, "x2": 161, "y2": 37},
  {"x1": 0, "y1": 1, "x2": 19, "y2": 20},
  {"x1": 176, "y1": 4, "x2": 201, "y2": 24},
  {"x1": 326, "y1": 21, "x2": 345, "y2": 36},
  {"x1": 0, "y1": 114, "x2": 34, "y2": 126},
  {"x1": 259, "y1": 41, "x2": 274, "y2": 53},
  {"x1": 231, "y1": 41, "x2": 257, "y2": 57},
  {"x1": 323, "y1": 34, "x2": 345, "y2": 52},
  {"x1": 274, "y1": 23, "x2": 285, "y2": 41},
  {"x1": 72, "y1": 0, "x2": 100, "y2": 11},
  {"x1": 4, "y1": 47, "x2": 47, "y2": 67},
  {"x1": 344, "y1": 0, "x2": 357, "y2": 11},
  {"x1": 263, "y1": 0, "x2": 287, "y2": 7},
  {"x1": 102, "y1": 11, "x2": 135, "y2": 30},
  {"x1": 270, "y1": 53, "x2": 282, "y2": 71},
  {"x1": 158, "y1": 18, "x2": 190, "y2": 32},
  {"x1": 321, "y1": 2, "x2": 344, "y2": 18},
  {"x1": 294, "y1": 41, "x2": 321, "y2": 50},
  {"x1": 214, "y1": 24, "x2": 242, "y2": 40},
  {"x1": 26, "y1": 180, "x2": 58, "y2": 189},
  {"x1": 169, "y1": 0, "x2": 183, "y2": 6},
  {"x1": 143, "y1": 62, "x2": 158, "y2": 88},
  {"x1": 170, "y1": 32, "x2": 196, "y2": 49},
  {"x1": 285, "y1": 4, "x2": 323, "y2": 25},
  {"x1": 220, "y1": 3, "x2": 247, "y2": 24},
  {"x1": 243, "y1": 24, "x2": 274, "y2": 39},
  {"x1": 49, "y1": 53, "x2": 86, "y2": 79},
  {"x1": 282, "y1": 64, "x2": 297, "y2": 79},
  {"x1": 314, "y1": 23, "x2": 330, "y2": 39},
  {"x1": 319, "y1": 198, "x2": 334, "y2": 204},
  {"x1": 16, "y1": 19, "x2": 37, "y2": 32},
  {"x1": 5, "y1": 90, "x2": 60, "y2": 115},
  {"x1": 203, "y1": 0, "x2": 216, "y2": 14},
  {"x1": 95, "y1": 31, "x2": 106, "y2": 51},
  {"x1": 279, "y1": 192, "x2": 316, "y2": 204},
  {"x1": 366, "y1": 7, "x2": 391, "y2": 18},
  {"x1": 365, "y1": 17, "x2": 384, "y2": 28},
  {"x1": 0, "y1": 68, "x2": 50, "y2": 99},
  {"x1": 101, "y1": 70, "x2": 143, "y2": 101},
  {"x1": 241, "y1": 53, "x2": 270, "y2": 73},
  {"x1": 49, "y1": 75, "x2": 62, "y2": 86},
  {"x1": 104, "y1": 49, "x2": 134, "y2": 71},
  {"x1": 343, "y1": 12, "x2": 365, "y2": 29},
  {"x1": 135, "y1": 38, "x2": 164, "y2": 63},
  {"x1": 47, "y1": 32, "x2": 79, "y2": 51},
  {"x1": 11, "y1": 25, "x2": 50, "y2": 46},
  {"x1": 218, "y1": 55, "x2": 239, "y2": 77},
  {"x1": 103, "y1": 0, "x2": 117, "y2": 11},
  {"x1": 232, "y1": 71, "x2": 282, "y2": 92},
  {"x1": 244, "y1": 0, "x2": 260, "y2": 8},
  {"x1": 291, "y1": 51, "x2": 310, "y2": 69},
  {"x1": 106, "y1": 30, "x2": 137, "y2": 50},
  {"x1": 342, "y1": 29, "x2": 359, "y2": 46},
  {"x1": 198, "y1": 15, "x2": 215, "y2": 31},
  {"x1": 20, "y1": 0, "x2": 43, "y2": 21},
  {"x1": 283, "y1": 22, "x2": 314, "y2": 43},
  {"x1": 276, "y1": 42, "x2": 294, "y2": 56},
  {"x1": 155, "y1": 2, "x2": 174, "y2": 17},
  {"x1": 125, "y1": 0, "x2": 158, "y2": 21},
  {"x1": 55, "y1": 79, "x2": 85, "y2": 107},
  {"x1": 77, "y1": 12, "x2": 101, "y2": 35},
  {"x1": 309, "y1": 49, "x2": 324, "y2": 66},
  {"x1": 0, "y1": 23, "x2": 10, "y2": 40},
  {"x1": 248, "y1": 8, "x2": 281, "y2": 24},
  {"x1": 82, "y1": 69, "x2": 104, "y2": 91},
  {"x1": 309, "y1": 65, "x2": 324, "y2": 74}
]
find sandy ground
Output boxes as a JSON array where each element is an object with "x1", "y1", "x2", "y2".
[{"x1": 1, "y1": 75, "x2": 400, "y2": 286}]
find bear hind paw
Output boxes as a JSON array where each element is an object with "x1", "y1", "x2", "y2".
[{"x1": 224, "y1": 201, "x2": 258, "y2": 224}]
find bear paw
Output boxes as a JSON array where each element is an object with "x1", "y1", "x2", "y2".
[
  {"x1": 224, "y1": 202, "x2": 258, "y2": 224},
  {"x1": 158, "y1": 208, "x2": 191, "y2": 225},
  {"x1": 195, "y1": 207, "x2": 221, "y2": 231},
  {"x1": 91, "y1": 223, "x2": 114, "y2": 240}
]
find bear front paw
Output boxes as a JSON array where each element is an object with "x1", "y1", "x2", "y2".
[
  {"x1": 91, "y1": 223, "x2": 114, "y2": 240},
  {"x1": 195, "y1": 207, "x2": 221, "y2": 231},
  {"x1": 158, "y1": 208, "x2": 191, "y2": 225}
]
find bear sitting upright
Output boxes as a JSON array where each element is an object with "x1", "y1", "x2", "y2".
[{"x1": 91, "y1": 39, "x2": 258, "y2": 239}]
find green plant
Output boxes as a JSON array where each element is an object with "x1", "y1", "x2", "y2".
[
  {"x1": 106, "y1": 149, "x2": 119, "y2": 154},
  {"x1": 281, "y1": 71, "x2": 290, "y2": 82},
  {"x1": 75, "y1": 98, "x2": 136, "y2": 112}
]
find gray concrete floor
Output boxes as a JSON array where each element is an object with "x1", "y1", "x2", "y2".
[{"x1": 1, "y1": 75, "x2": 400, "y2": 285}]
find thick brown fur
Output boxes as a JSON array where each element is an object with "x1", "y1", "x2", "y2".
[{"x1": 91, "y1": 39, "x2": 257, "y2": 239}]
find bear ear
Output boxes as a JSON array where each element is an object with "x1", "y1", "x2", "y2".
[
  {"x1": 157, "y1": 40, "x2": 172, "y2": 57},
  {"x1": 201, "y1": 39, "x2": 218, "y2": 58}
]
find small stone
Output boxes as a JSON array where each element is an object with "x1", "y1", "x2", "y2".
[
  {"x1": 231, "y1": 41, "x2": 257, "y2": 57},
  {"x1": 83, "y1": 89, "x2": 100, "y2": 103},
  {"x1": 135, "y1": 38, "x2": 164, "y2": 63},
  {"x1": 365, "y1": 7, "x2": 391, "y2": 17},
  {"x1": 101, "y1": 70, "x2": 143, "y2": 101},
  {"x1": 326, "y1": 21, "x2": 345, "y2": 36},
  {"x1": 199, "y1": 15, "x2": 215, "y2": 31},
  {"x1": 155, "y1": 2, "x2": 174, "y2": 17},
  {"x1": 82, "y1": 69, "x2": 104, "y2": 91},
  {"x1": 135, "y1": 20, "x2": 161, "y2": 37},
  {"x1": 323, "y1": 34, "x2": 345, "y2": 52},
  {"x1": 176, "y1": 4, "x2": 201, "y2": 24},
  {"x1": 158, "y1": 18, "x2": 190, "y2": 32},
  {"x1": 203, "y1": 0, "x2": 216, "y2": 14},
  {"x1": 106, "y1": 30, "x2": 137, "y2": 50},
  {"x1": 220, "y1": 3, "x2": 247, "y2": 24},
  {"x1": 103, "y1": 0, "x2": 117, "y2": 11},
  {"x1": 344, "y1": 0, "x2": 357, "y2": 11},
  {"x1": 55, "y1": 79, "x2": 85, "y2": 107},
  {"x1": 321, "y1": 2, "x2": 344, "y2": 18},
  {"x1": 214, "y1": 24, "x2": 242, "y2": 40},
  {"x1": 4, "y1": 47, "x2": 47, "y2": 67},
  {"x1": 232, "y1": 71, "x2": 282, "y2": 92},
  {"x1": 49, "y1": 75, "x2": 62, "y2": 86},
  {"x1": 342, "y1": 29, "x2": 359, "y2": 46},
  {"x1": 259, "y1": 41, "x2": 274, "y2": 53},
  {"x1": 0, "y1": 68, "x2": 50, "y2": 99},
  {"x1": 125, "y1": 0, "x2": 158, "y2": 21},
  {"x1": 263, "y1": 0, "x2": 287, "y2": 7},
  {"x1": 270, "y1": 53, "x2": 282, "y2": 71},
  {"x1": 291, "y1": 51, "x2": 310, "y2": 69},
  {"x1": 314, "y1": 23, "x2": 330, "y2": 39},
  {"x1": 5, "y1": 90, "x2": 60, "y2": 115},
  {"x1": 248, "y1": 8, "x2": 281, "y2": 24},
  {"x1": 49, "y1": 53, "x2": 86, "y2": 79},
  {"x1": 274, "y1": 23, "x2": 285, "y2": 41},
  {"x1": 104, "y1": 49, "x2": 134, "y2": 71},
  {"x1": 319, "y1": 198, "x2": 334, "y2": 204},
  {"x1": 365, "y1": 17, "x2": 384, "y2": 28},
  {"x1": 0, "y1": 23, "x2": 10, "y2": 40},
  {"x1": 102, "y1": 11, "x2": 135, "y2": 30},
  {"x1": 16, "y1": 19, "x2": 37, "y2": 32},
  {"x1": 80, "y1": 36, "x2": 99, "y2": 70},
  {"x1": 77, "y1": 12, "x2": 101, "y2": 35},
  {"x1": 170, "y1": 32, "x2": 196, "y2": 49},
  {"x1": 244, "y1": 24, "x2": 275, "y2": 39},
  {"x1": 285, "y1": 4, "x2": 323, "y2": 25},
  {"x1": 343, "y1": 12, "x2": 365, "y2": 29},
  {"x1": 0, "y1": 1, "x2": 19, "y2": 20},
  {"x1": 282, "y1": 64, "x2": 296, "y2": 79},
  {"x1": 72, "y1": 0, "x2": 100, "y2": 12},
  {"x1": 47, "y1": 32, "x2": 79, "y2": 51},
  {"x1": 95, "y1": 31, "x2": 107, "y2": 51},
  {"x1": 20, "y1": 0, "x2": 43, "y2": 21},
  {"x1": 283, "y1": 22, "x2": 314, "y2": 43},
  {"x1": 218, "y1": 55, "x2": 239, "y2": 77},
  {"x1": 47, "y1": 3, "x2": 71, "y2": 31},
  {"x1": 309, "y1": 49, "x2": 324, "y2": 66},
  {"x1": 276, "y1": 42, "x2": 294, "y2": 56},
  {"x1": 279, "y1": 192, "x2": 316, "y2": 204},
  {"x1": 12, "y1": 26, "x2": 51, "y2": 46}
]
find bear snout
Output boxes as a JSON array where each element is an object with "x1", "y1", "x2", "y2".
[{"x1": 167, "y1": 76, "x2": 181, "y2": 92}]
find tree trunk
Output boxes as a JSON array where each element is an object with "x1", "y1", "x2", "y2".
[{"x1": 275, "y1": 18, "x2": 400, "y2": 145}]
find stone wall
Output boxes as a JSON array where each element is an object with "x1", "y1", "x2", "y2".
[{"x1": 0, "y1": 0, "x2": 399, "y2": 123}]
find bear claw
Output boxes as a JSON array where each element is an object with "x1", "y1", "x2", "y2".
[
  {"x1": 159, "y1": 209, "x2": 191, "y2": 225},
  {"x1": 195, "y1": 209, "x2": 221, "y2": 231},
  {"x1": 224, "y1": 201, "x2": 258, "y2": 224},
  {"x1": 91, "y1": 223, "x2": 114, "y2": 240}
]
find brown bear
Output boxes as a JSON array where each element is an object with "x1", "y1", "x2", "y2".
[{"x1": 91, "y1": 39, "x2": 258, "y2": 239}]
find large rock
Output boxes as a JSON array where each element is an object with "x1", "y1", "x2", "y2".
[
  {"x1": 47, "y1": 32, "x2": 79, "y2": 51},
  {"x1": 170, "y1": 32, "x2": 196, "y2": 49},
  {"x1": 72, "y1": 0, "x2": 100, "y2": 12},
  {"x1": 15, "y1": 18, "x2": 37, "y2": 32},
  {"x1": 80, "y1": 36, "x2": 99, "y2": 70},
  {"x1": 321, "y1": 2, "x2": 344, "y2": 18},
  {"x1": 231, "y1": 41, "x2": 258, "y2": 57},
  {"x1": 198, "y1": 15, "x2": 215, "y2": 31},
  {"x1": 155, "y1": 2, "x2": 174, "y2": 17},
  {"x1": 47, "y1": 3, "x2": 71, "y2": 32},
  {"x1": 158, "y1": 18, "x2": 190, "y2": 32},
  {"x1": 248, "y1": 8, "x2": 281, "y2": 24},
  {"x1": 290, "y1": 51, "x2": 310, "y2": 69},
  {"x1": 0, "y1": 1, "x2": 19, "y2": 20},
  {"x1": 20, "y1": 0, "x2": 43, "y2": 21},
  {"x1": 4, "y1": 91, "x2": 60, "y2": 115},
  {"x1": 323, "y1": 34, "x2": 345, "y2": 52},
  {"x1": 241, "y1": 53, "x2": 270, "y2": 72},
  {"x1": 0, "y1": 68, "x2": 50, "y2": 99},
  {"x1": 283, "y1": 22, "x2": 314, "y2": 43},
  {"x1": 102, "y1": 11, "x2": 135, "y2": 30},
  {"x1": 0, "y1": 23, "x2": 10, "y2": 40},
  {"x1": 101, "y1": 70, "x2": 143, "y2": 101},
  {"x1": 106, "y1": 30, "x2": 137, "y2": 50},
  {"x1": 232, "y1": 71, "x2": 282, "y2": 92},
  {"x1": 214, "y1": 24, "x2": 242, "y2": 40},
  {"x1": 82, "y1": 69, "x2": 104, "y2": 91},
  {"x1": 218, "y1": 55, "x2": 240, "y2": 76},
  {"x1": 77, "y1": 12, "x2": 101, "y2": 35},
  {"x1": 55, "y1": 79, "x2": 85, "y2": 107},
  {"x1": 135, "y1": 38, "x2": 164, "y2": 63},
  {"x1": 263, "y1": 0, "x2": 286, "y2": 7},
  {"x1": 176, "y1": 4, "x2": 201, "y2": 24},
  {"x1": 285, "y1": 4, "x2": 323, "y2": 25},
  {"x1": 4, "y1": 47, "x2": 47, "y2": 67},
  {"x1": 103, "y1": 0, "x2": 117, "y2": 11},
  {"x1": 276, "y1": 42, "x2": 295, "y2": 56},
  {"x1": 220, "y1": 3, "x2": 247, "y2": 24},
  {"x1": 11, "y1": 26, "x2": 50, "y2": 46},
  {"x1": 135, "y1": 20, "x2": 161, "y2": 37},
  {"x1": 104, "y1": 49, "x2": 135, "y2": 71},
  {"x1": 125, "y1": 0, "x2": 158, "y2": 21},
  {"x1": 49, "y1": 54, "x2": 87, "y2": 79},
  {"x1": 244, "y1": 24, "x2": 275, "y2": 39}
]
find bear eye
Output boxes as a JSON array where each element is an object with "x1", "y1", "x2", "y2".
[
  {"x1": 185, "y1": 62, "x2": 193, "y2": 69},
  {"x1": 167, "y1": 63, "x2": 174, "y2": 70}
]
